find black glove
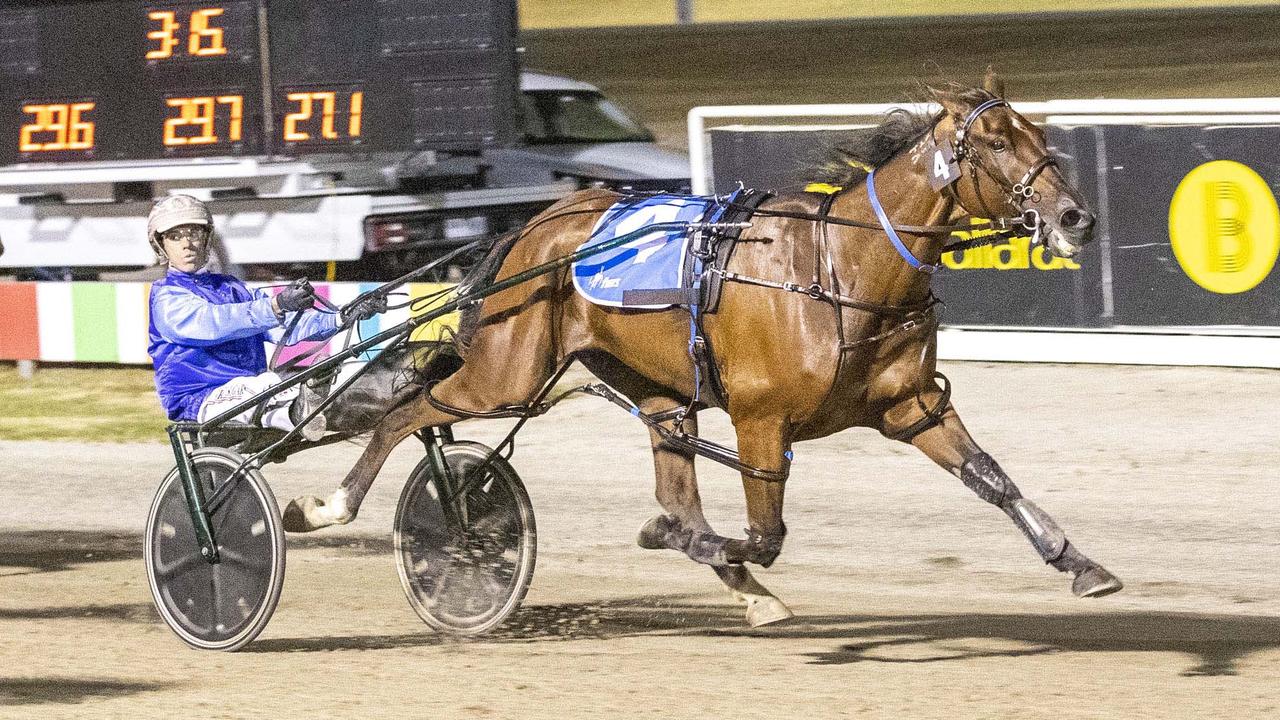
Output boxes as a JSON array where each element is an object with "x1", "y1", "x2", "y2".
[
  {"x1": 341, "y1": 293, "x2": 388, "y2": 324},
  {"x1": 276, "y1": 278, "x2": 316, "y2": 313}
]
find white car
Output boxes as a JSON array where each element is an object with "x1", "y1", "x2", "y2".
[{"x1": 481, "y1": 71, "x2": 691, "y2": 192}]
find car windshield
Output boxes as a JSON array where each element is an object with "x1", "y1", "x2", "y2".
[{"x1": 521, "y1": 90, "x2": 654, "y2": 144}]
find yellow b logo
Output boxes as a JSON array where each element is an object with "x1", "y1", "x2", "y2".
[{"x1": 1169, "y1": 160, "x2": 1280, "y2": 294}]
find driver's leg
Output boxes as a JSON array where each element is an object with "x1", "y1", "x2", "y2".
[{"x1": 197, "y1": 371, "x2": 326, "y2": 440}]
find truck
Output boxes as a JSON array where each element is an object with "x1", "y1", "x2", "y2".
[{"x1": 0, "y1": 0, "x2": 689, "y2": 282}]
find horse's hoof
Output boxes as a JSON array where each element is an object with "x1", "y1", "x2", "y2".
[
  {"x1": 637, "y1": 514, "x2": 679, "y2": 550},
  {"x1": 741, "y1": 593, "x2": 794, "y2": 627},
  {"x1": 1072, "y1": 565, "x2": 1124, "y2": 598},
  {"x1": 281, "y1": 492, "x2": 352, "y2": 533}
]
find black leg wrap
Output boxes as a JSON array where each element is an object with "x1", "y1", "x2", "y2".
[
  {"x1": 960, "y1": 452, "x2": 1020, "y2": 505},
  {"x1": 740, "y1": 523, "x2": 787, "y2": 568},
  {"x1": 960, "y1": 452, "x2": 1067, "y2": 564}
]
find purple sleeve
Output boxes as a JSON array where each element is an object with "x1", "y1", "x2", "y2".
[
  {"x1": 252, "y1": 288, "x2": 341, "y2": 346},
  {"x1": 152, "y1": 284, "x2": 280, "y2": 346}
]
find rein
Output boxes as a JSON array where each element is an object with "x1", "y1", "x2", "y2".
[{"x1": 724, "y1": 200, "x2": 1028, "y2": 239}]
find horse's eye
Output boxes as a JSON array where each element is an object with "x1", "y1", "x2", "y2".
[{"x1": 991, "y1": 140, "x2": 1007, "y2": 152}]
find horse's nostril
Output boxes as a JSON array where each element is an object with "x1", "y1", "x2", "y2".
[{"x1": 1060, "y1": 207, "x2": 1094, "y2": 230}]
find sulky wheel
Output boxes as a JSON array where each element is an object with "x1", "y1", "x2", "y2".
[
  {"x1": 145, "y1": 447, "x2": 286, "y2": 651},
  {"x1": 394, "y1": 441, "x2": 536, "y2": 635}
]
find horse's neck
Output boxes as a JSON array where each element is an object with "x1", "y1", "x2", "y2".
[{"x1": 829, "y1": 151, "x2": 955, "y2": 305}]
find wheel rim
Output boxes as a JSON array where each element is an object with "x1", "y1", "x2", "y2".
[
  {"x1": 146, "y1": 449, "x2": 284, "y2": 650},
  {"x1": 396, "y1": 444, "x2": 535, "y2": 633}
]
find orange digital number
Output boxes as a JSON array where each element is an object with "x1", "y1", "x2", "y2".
[
  {"x1": 283, "y1": 91, "x2": 364, "y2": 142},
  {"x1": 146, "y1": 7, "x2": 228, "y2": 60},
  {"x1": 348, "y1": 91, "x2": 363, "y2": 137},
  {"x1": 282, "y1": 92, "x2": 313, "y2": 141},
  {"x1": 164, "y1": 95, "x2": 243, "y2": 146},
  {"x1": 188, "y1": 8, "x2": 227, "y2": 56},
  {"x1": 146, "y1": 11, "x2": 181, "y2": 60},
  {"x1": 19, "y1": 102, "x2": 96, "y2": 152}
]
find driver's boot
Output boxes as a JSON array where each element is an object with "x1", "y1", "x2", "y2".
[{"x1": 288, "y1": 379, "x2": 329, "y2": 441}]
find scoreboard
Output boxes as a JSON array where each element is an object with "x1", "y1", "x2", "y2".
[{"x1": 0, "y1": 0, "x2": 519, "y2": 166}]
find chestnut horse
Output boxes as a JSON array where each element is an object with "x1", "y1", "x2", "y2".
[{"x1": 286, "y1": 74, "x2": 1122, "y2": 626}]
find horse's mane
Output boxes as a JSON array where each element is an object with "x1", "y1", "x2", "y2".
[{"x1": 808, "y1": 86, "x2": 995, "y2": 189}]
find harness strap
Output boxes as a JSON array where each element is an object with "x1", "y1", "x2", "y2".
[
  {"x1": 724, "y1": 200, "x2": 1026, "y2": 239},
  {"x1": 580, "y1": 383, "x2": 789, "y2": 482},
  {"x1": 885, "y1": 371, "x2": 953, "y2": 442},
  {"x1": 709, "y1": 267, "x2": 935, "y2": 315},
  {"x1": 867, "y1": 169, "x2": 940, "y2": 274},
  {"x1": 838, "y1": 302, "x2": 940, "y2": 351}
]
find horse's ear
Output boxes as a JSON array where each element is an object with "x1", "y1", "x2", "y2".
[
  {"x1": 928, "y1": 86, "x2": 969, "y2": 118},
  {"x1": 982, "y1": 65, "x2": 1006, "y2": 98}
]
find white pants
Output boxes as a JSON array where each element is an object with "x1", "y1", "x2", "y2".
[{"x1": 197, "y1": 372, "x2": 299, "y2": 431}]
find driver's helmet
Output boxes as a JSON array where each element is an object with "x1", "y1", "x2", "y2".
[{"x1": 147, "y1": 194, "x2": 212, "y2": 260}]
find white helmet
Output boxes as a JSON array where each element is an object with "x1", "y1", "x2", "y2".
[
  {"x1": 148, "y1": 194, "x2": 211, "y2": 237},
  {"x1": 147, "y1": 194, "x2": 212, "y2": 261}
]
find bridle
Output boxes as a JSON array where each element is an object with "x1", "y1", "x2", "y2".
[{"x1": 949, "y1": 97, "x2": 1060, "y2": 248}]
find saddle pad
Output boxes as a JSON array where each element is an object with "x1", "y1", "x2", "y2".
[{"x1": 572, "y1": 195, "x2": 714, "y2": 309}]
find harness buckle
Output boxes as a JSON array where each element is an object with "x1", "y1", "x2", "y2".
[
  {"x1": 1020, "y1": 208, "x2": 1044, "y2": 246},
  {"x1": 806, "y1": 283, "x2": 825, "y2": 300}
]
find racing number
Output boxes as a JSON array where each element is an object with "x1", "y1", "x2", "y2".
[
  {"x1": 146, "y1": 8, "x2": 228, "y2": 60},
  {"x1": 933, "y1": 150, "x2": 949, "y2": 182},
  {"x1": 19, "y1": 102, "x2": 96, "y2": 152},
  {"x1": 164, "y1": 95, "x2": 242, "y2": 146},
  {"x1": 283, "y1": 91, "x2": 364, "y2": 142}
]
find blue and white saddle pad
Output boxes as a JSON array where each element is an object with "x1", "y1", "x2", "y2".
[{"x1": 572, "y1": 193, "x2": 732, "y2": 309}]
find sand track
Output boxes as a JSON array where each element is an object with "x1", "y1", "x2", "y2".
[{"x1": 2, "y1": 362, "x2": 1277, "y2": 718}]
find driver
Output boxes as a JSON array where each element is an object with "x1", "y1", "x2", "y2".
[{"x1": 145, "y1": 194, "x2": 382, "y2": 439}]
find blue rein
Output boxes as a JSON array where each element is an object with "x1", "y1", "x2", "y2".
[{"x1": 866, "y1": 169, "x2": 940, "y2": 274}]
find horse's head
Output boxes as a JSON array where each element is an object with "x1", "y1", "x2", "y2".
[{"x1": 930, "y1": 72, "x2": 1095, "y2": 259}]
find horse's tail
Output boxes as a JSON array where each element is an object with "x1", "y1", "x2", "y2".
[{"x1": 453, "y1": 228, "x2": 523, "y2": 355}]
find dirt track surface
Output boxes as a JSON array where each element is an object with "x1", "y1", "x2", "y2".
[{"x1": 1, "y1": 362, "x2": 1278, "y2": 718}]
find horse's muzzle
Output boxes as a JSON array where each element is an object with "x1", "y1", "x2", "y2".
[
  {"x1": 1045, "y1": 205, "x2": 1095, "y2": 258},
  {"x1": 1059, "y1": 206, "x2": 1096, "y2": 237}
]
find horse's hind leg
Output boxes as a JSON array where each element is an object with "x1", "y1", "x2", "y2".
[
  {"x1": 282, "y1": 395, "x2": 456, "y2": 531},
  {"x1": 886, "y1": 395, "x2": 1123, "y2": 598},
  {"x1": 635, "y1": 410, "x2": 793, "y2": 627},
  {"x1": 578, "y1": 353, "x2": 793, "y2": 626},
  {"x1": 283, "y1": 300, "x2": 560, "y2": 532}
]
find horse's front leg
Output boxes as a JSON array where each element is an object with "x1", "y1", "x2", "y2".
[{"x1": 888, "y1": 398, "x2": 1123, "y2": 597}]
